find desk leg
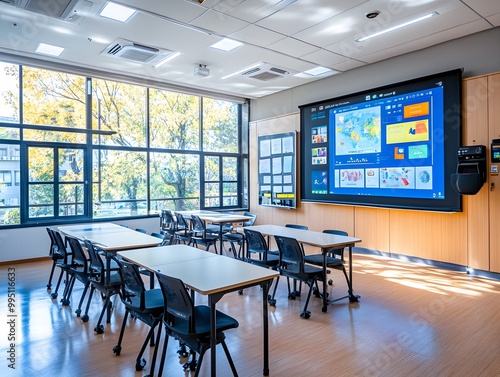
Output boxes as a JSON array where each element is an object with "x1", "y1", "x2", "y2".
[
  {"x1": 209, "y1": 296, "x2": 217, "y2": 377},
  {"x1": 219, "y1": 223, "x2": 224, "y2": 255},
  {"x1": 322, "y1": 248, "x2": 328, "y2": 312},
  {"x1": 348, "y1": 246, "x2": 359, "y2": 302},
  {"x1": 262, "y1": 281, "x2": 270, "y2": 376}
]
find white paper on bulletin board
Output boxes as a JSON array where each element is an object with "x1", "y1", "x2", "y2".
[
  {"x1": 272, "y1": 157, "x2": 282, "y2": 174},
  {"x1": 283, "y1": 155, "x2": 293, "y2": 173},
  {"x1": 271, "y1": 138, "x2": 282, "y2": 154},
  {"x1": 260, "y1": 139, "x2": 271, "y2": 158},
  {"x1": 282, "y1": 136, "x2": 294, "y2": 153},
  {"x1": 259, "y1": 158, "x2": 271, "y2": 174}
]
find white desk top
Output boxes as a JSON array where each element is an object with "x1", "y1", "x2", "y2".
[
  {"x1": 59, "y1": 223, "x2": 161, "y2": 251},
  {"x1": 175, "y1": 211, "x2": 253, "y2": 224},
  {"x1": 118, "y1": 245, "x2": 278, "y2": 295},
  {"x1": 245, "y1": 225, "x2": 361, "y2": 248}
]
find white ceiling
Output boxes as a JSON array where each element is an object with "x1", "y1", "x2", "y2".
[{"x1": 0, "y1": 0, "x2": 498, "y2": 100}]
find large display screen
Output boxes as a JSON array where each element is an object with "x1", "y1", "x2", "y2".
[{"x1": 299, "y1": 69, "x2": 462, "y2": 212}]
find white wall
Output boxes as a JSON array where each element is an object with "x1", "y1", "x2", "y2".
[
  {"x1": 0, "y1": 217, "x2": 160, "y2": 263},
  {"x1": 251, "y1": 27, "x2": 500, "y2": 121}
]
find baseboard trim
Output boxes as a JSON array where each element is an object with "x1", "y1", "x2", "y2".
[{"x1": 353, "y1": 247, "x2": 500, "y2": 281}]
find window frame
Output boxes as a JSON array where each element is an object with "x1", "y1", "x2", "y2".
[{"x1": 0, "y1": 63, "x2": 249, "y2": 228}]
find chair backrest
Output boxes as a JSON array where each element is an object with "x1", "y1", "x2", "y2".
[
  {"x1": 66, "y1": 235, "x2": 88, "y2": 272},
  {"x1": 46, "y1": 227, "x2": 58, "y2": 259},
  {"x1": 243, "y1": 212, "x2": 257, "y2": 227},
  {"x1": 190, "y1": 214, "x2": 206, "y2": 235},
  {"x1": 274, "y1": 235, "x2": 305, "y2": 274},
  {"x1": 152, "y1": 231, "x2": 173, "y2": 246},
  {"x1": 322, "y1": 229, "x2": 348, "y2": 259},
  {"x1": 50, "y1": 228, "x2": 71, "y2": 262},
  {"x1": 114, "y1": 257, "x2": 147, "y2": 310},
  {"x1": 285, "y1": 224, "x2": 308, "y2": 230},
  {"x1": 175, "y1": 212, "x2": 189, "y2": 232},
  {"x1": 244, "y1": 229, "x2": 269, "y2": 258},
  {"x1": 160, "y1": 209, "x2": 177, "y2": 233},
  {"x1": 84, "y1": 239, "x2": 105, "y2": 283},
  {"x1": 135, "y1": 228, "x2": 147, "y2": 233},
  {"x1": 156, "y1": 272, "x2": 196, "y2": 331}
]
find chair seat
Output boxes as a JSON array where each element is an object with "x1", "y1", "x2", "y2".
[
  {"x1": 246, "y1": 254, "x2": 279, "y2": 268},
  {"x1": 168, "y1": 305, "x2": 239, "y2": 337},
  {"x1": 222, "y1": 233, "x2": 244, "y2": 242},
  {"x1": 304, "y1": 254, "x2": 344, "y2": 267}
]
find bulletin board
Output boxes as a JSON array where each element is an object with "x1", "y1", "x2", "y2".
[{"x1": 258, "y1": 131, "x2": 296, "y2": 209}]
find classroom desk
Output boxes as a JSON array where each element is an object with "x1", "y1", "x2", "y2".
[
  {"x1": 58, "y1": 223, "x2": 161, "y2": 251},
  {"x1": 118, "y1": 244, "x2": 279, "y2": 377},
  {"x1": 58, "y1": 223, "x2": 162, "y2": 288},
  {"x1": 245, "y1": 225, "x2": 362, "y2": 312},
  {"x1": 176, "y1": 211, "x2": 254, "y2": 254}
]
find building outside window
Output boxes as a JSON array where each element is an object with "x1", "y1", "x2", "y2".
[{"x1": 0, "y1": 61, "x2": 248, "y2": 227}]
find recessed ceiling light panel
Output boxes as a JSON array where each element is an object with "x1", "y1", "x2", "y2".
[
  {"x1": 210, "y1": 38, "x2": 243, "y2": 52},
  {"x1": 99, "y1": 1, "x2": 137, "y2": 22},
  {"x1": 36, "y1": 43, "x2": 64, "y2": 56}
]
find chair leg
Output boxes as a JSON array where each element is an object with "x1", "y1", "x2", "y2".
[
  {"x1": 46, "y1": 261, "x2": 57, "y2": 289},
  {"x1": 113, "y1": 310, "x2": 129, "y2": 356},
  {"x1": 269, "y1": 276, "x2": 280, "y2": 306},
  {"x1": 221, "y1": 339, "x2": 239, "y2": 376},
  {"x1": 148, "y1": 321, "x2": 163, "y2": 377},
  {"x1": 61, "y1": 274, "x2": 76, "y2": 306},
  {"x1": 50, "y1": 268, "x2": 65, "y2": 299},
  {"x1": 157, "y1": 330, "x2": 170, "y2": 377},
  {"x1": 81, "y1": 285, "x2": 95, "y2": 322},
  {"x1": 94, "y1": 294, "x2": 112, "y2": 334},
  {"x1": 75, "y1": 282, "x2": 90, "y2": 317},
  {"x1": 299, "y1": 280, "x2": 316, "y2": 319}
]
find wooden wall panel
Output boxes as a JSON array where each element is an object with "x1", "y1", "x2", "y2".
[
  {"x1": 389, "y1": 211, "x2": 467, "y2": 264},
  {"x1": 463, "y1": 77, "x2": 490, "y2": 270},
  {"x1": 488, "y1": 73, "x2": 500, "y2": 272},
  {"x1": 354, "y1": 207, "x2": 390, "y2": 252}
]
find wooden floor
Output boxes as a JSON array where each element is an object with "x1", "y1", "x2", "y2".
[{"x1": 2, "y1": 251, "x2": 500, "y2": 377}]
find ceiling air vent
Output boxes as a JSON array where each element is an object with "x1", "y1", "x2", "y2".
[
  {"x1": 241, "y1": 63, "x2": 294, "y2": 81},
  {"x1": 101, "y1": 38, "x2": 176, "y2": 65},
  {"x1": 6, "y1": 0, "x2": 93, "y2": 23}
]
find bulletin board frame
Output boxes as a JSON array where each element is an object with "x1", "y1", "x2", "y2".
[{"x1": 258, "y1": 131, "x2": 296, "y2": 209}]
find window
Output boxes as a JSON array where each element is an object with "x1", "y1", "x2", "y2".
[
  {"x1": 0, "y1": 170, "x2": 12, "y2": 186},
  {"x1": 0, "y1": 62, "x2": 248, "y2": 227},
  {"x1": 0, "y1": 62, "x2": 19, "y2": 124},
  {"x1": 27, "y1": 146, "x2": 87, "y2": 220}
]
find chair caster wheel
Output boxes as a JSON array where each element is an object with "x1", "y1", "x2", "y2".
[
  {"x1": 288, "y1": 293, "x2": 296, "y2": 300},
  {"x1": 300, "y1": 311, "x2": 311, "y2": 319},
  {"x1": 113, "y1": 345, "x2": 121, "y2": 355},
  {"x1": 81, "y1": 314, "x2": 89, "y2": 322},
  {"x1": 349, "y1": 295, "x2": 360, "y2": 303},
  {"x1": 183, "y1": 361, "x2": 197, "y2": 371},
  {"x1": 94, "y1": 325, "x2": 104, "y2": 334},
  {"x1": 61, "y1": 298, "x2": 70, "y2": 306},
  {"x1": 238, "y1": 289, "x2": 243, "y2": 295},
  {"x1": 328, "y1": 279, "x2": 333, "y2": 286},
  {"x1": 51, "y1": 292, "x2": 58, "y2": 299},
  {"x1": 75, "y1": 308, "x2": 81, "y2": 317},
  {"x1": 322, "y1": 306, "x2": 328, "y2": 313},
  {"x1": 135, "y1": 358, "x2": 147, "y2": 371},
  {"x1": 47, "y1": 284, "x2": 52, "y2": 290},
  {"x1": 268, "y1": 299, "x2": 276, "y2": 306}
]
